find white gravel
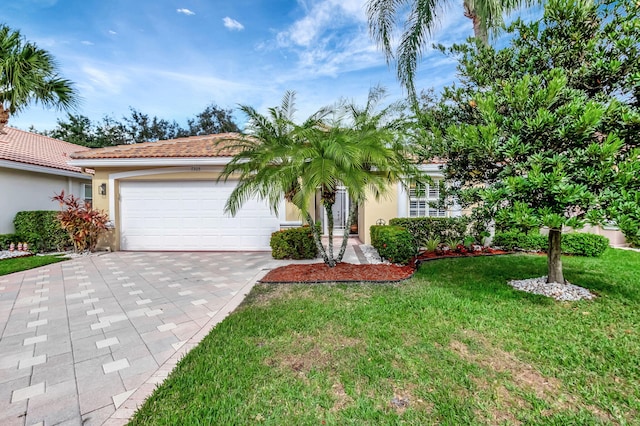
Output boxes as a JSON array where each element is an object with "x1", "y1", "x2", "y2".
[
  {"x1": 0, "y1": 250, "x2": 32, "y2": 260},
  {"x1": 360, "y1": 244, "x2": 387, "y2": 265},
  {"x1": 1, "y1": 250, "x2": 108, "y2": 260},
  {"x1": 508, "y1": 276, "x2": 596, "y2": 301}
]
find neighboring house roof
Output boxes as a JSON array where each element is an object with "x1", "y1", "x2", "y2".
[
  {"x1": 0, "y1": 126, "x2": 91, "y2": 176},
  {"x1": 69, "y1": 133, "x2": 243, "y2": 160}
]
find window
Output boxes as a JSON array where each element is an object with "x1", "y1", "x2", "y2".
[
  {"x1": 83, "y1": 184, "x2": 93, "y2": 205},
  {"x1": 409, "y1": 181, "x2": 446, "y2": 217}
]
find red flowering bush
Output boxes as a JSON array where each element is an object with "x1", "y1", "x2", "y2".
[{"x1": 52, "y1": 191, "x2": 109, "y2": 252}]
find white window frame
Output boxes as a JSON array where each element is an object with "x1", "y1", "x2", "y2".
[
  {"x1": 83, "y1": 183, "x2": 93, "y2": 206},
  {"x1": 409, "y1": 181, "x2": 446, "y2": 218}
]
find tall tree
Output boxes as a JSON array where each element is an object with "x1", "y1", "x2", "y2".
[
  {"x1": 422, "y1": 0, "x2": 640, "y2": 283},
  {"x1": 43, "y1": 102, "x2": 240, "y2": 146},
  {"x1": 121, "y1": 108, "x2": 186, "y2": 143},
  {"x1": 366, "y1": 0, "x2": 536, "y2": 97},
  {"x1": 218, "y1": 91, "x2": 332, "y2": 263},
  {"x1": 220, "y1": 90, "x2": 420, "y2": 267},
  {"x1": 46, "y1": 114, "x2": 97, "y2": 147},
  {"x1": 0, "y1": 24, "x2": 78, "y2": 133},
  {"x1": 187, "y1": 103, "x2": 240, "y2": 135}
]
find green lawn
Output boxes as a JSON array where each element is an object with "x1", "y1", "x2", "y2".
[
  {"x1": 0, "y1": 255, "x2": 67, "y2": 276},
  {"x1": 129, "y1": 249, "x2": 639, "y2": 425}
]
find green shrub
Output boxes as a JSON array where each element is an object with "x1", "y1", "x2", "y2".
[
  {"x1": 0, "y1": 234, "x2": 22, "y2": 250},
  {"x1": 494, "y1": 231, "x2": 609, "y2": 257},
  {"x1": 370, "y1": 225, "x2": 416, "y2": 265},
  {"x1": 562, "y1": 233, "x2": 609, "y2": 257},
  {"x1": 270, "y1": 226, "x2": 318, "y2": 260},
  {"x1": 389, "y1": 217, "x2": 471, "y2": 248},
  {"x1": 493, "y1": 231, "x2": 546, "y2": 251},
  {"x1": 14, "y1": 211, "x2": 70, "y2": 253}
]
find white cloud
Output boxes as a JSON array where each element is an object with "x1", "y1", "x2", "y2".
[
  {"x1": 177, "y1": 8, "x2": 195, "y2": 16},
  {"x1": 277, "y1": 0, "x2": 366, "y2": 48},
  {"x1": 108, "y1": 30, "x2": 117, "y2": 35},
  {"x1": 81, "y1": 40, "x2": 94, "y2": 45},
  {"x1": 80, "y1": 65, "x2": 128, "y2": 95},
  {"x1": 223, "y1": 17, "x2": 244, "y2": 31}
]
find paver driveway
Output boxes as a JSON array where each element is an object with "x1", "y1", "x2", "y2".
[{"x1": 0, "y1": 251, "x2": 286, "y2": 425}]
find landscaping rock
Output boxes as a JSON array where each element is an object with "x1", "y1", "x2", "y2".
[
  {"x1": 0, "y1": 250, "x2": 32, "y2": 260},
  {"x1": 507, "y1": 276, "x2": 596, "y2": 301}
]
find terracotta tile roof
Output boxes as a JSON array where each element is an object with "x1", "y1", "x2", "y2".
[
  {"x1": 0, "y1": 126, "x2": 91, "y2": 174},
  {"x1": 69, "y1": 133, "x2": 245, "y2": 160}
]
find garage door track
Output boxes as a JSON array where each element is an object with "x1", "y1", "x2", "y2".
[{"x1": 0, "y1": 251, "x2": 282, "y2": 425}]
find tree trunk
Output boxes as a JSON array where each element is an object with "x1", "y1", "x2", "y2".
[
  {"x1": 324, "y1": 202, "x2": 336, "y2": 267},
  {"x1": 304, "y1": 212, "x2": 330, "y2": 265},
  {"x1": 0, "y1": 105, "x2": 9, "y2": 134},
  {"x1": 337, "y1": 202, "x2": 358, "y2": 263},
  {"x1": 547, "y1": 228, "x2": 565, "y2": 284},
  {"x1": 463, "y1": 1, "x2": 489, "y2": 45}
]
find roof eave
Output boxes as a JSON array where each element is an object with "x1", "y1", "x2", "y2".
[
  {"x1": 0, "y1": 159, "x2": 92, "y2": 179},
  {"x1": 67, "y1": 157, "x2": 235, "y2": 168}
]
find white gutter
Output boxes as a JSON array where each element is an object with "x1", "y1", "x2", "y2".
[
  {"x1": 0, "y1": 159, "x2": 91, "y2": 180},
  {"x1": 68, "y1": 157, "x2": 235, "y2": 167}
]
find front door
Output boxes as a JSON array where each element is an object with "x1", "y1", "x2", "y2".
[{"x1": 324, "y1": 187, "x2": 348, "y2": 234}]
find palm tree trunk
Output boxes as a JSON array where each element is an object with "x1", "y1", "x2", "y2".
[
  {"x1": 304, "y1": 212, "x2": 330, "y2": 265},
  {"x1": 0, "y1": 105, "x2": 9, "y2": 134},
  {"x1": 325, "y1": 203, "x2": 336, "y2": 267},
  {"x1": 463, "y1": 1, "x2": 489, "y2": 45},
  {"x1": 337, "y1": 203, "x2": 358, "y2": 262},
  {"x1": 547, "y1": 228, "x2": 565, "y2": 284}
]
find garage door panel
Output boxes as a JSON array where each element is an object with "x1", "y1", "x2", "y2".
[{"x1": 119, "y1": 180, "x2": 280, "y2": 251}]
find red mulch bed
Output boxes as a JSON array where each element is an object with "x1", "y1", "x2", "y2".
[
  {"x1": 260, "y1": 248, "x2": 511, "y2": 284},
  {"x1": 415, "y1": 247, "x2": 509, "y2": 262},
  {"x1": 260, "y1": 262, "x2": 415, "y2": 284}
]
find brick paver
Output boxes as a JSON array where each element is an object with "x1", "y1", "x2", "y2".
[{"x1": 0, "y1": 241, "x2": 365, "y2": 425}]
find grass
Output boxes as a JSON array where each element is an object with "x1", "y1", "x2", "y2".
[
  {"x1": 129, "y1": 249, "x2": 639, "y2": 425},
  {"x1": 0, "y1": 254, "x2": 67, "y2": 276}
]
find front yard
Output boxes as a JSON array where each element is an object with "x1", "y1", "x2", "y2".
[
  {"x1": 0, "y1": 254, "x2": 67, "y2": 276},
  {"x1": 130, "y1": 249, "x2": 639, "y2": 425}
]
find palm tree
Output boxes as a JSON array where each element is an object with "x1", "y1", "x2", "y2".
[
  {"x1": 0, "y1": 25, "x2": 78, "y2": 133},
  {"x1": 218, "y1": 91, "x2": 332, "y2": 263},
  {"x1": 221, "y1": 89, "x2": 421, "y2": 267},
  {"x1": 294, "y1": 108, "x2": 419, "y2": 266},
  {"x1": 366, "y1": 0, "x2": 537, "y2": 97}
]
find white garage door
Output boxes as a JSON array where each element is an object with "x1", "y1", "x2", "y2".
[{"x1": 119, "y1": 180, "x2": 280, "y2": 251}]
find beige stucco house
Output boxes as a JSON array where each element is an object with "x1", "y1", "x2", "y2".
[
  {"x1": 0, "y1": 127, "x2": 92, "y2": 234},
  {"x1": 68, "y1": 133, "x2": 459, "y2": 251}
]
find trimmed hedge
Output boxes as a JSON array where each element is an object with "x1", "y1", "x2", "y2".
[
  {"x1": 493, "y1": 231, "x2": 546, "y2": 251},
  {"x1": 494, "y1": 231, "x2": 609, "y2": 257},
  {"x1": 270, "y1": 226, "x2": 318, "y2": 260},
  {"x1": 562, "y1": 233, "x2": 610, "y2": 257},
  {"x1": 370, "y1": 225, "x2": 416, "y2": 265},
  {"x1": 13, "y1": 211, "x2": 70, "y2": 253},
  {"x1": 389, "y1": 217, "x2": 471, "y2": 248}
]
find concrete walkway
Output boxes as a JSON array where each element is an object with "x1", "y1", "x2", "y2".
[{"x1": 0, "y1": 241, "x2": 365, "y2": 425}]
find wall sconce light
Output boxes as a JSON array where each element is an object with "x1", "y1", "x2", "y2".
[{"x1": 99, "y1": 183, "x2": 107, "y2": 196}]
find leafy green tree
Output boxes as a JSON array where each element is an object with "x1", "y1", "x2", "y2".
[
  {"x1": 366, "y1": 0, "x2": 537, "y2": 97},
  {"x1": 187, "y1": 103, "x2": 240, "y2": 135},
  {"x1": 46, "y1": 114, "x2": 97, "y2": 147},
  {"x1": 120, "y1": 108, "x2": 187, "y2": 143},
  {"x1": 0, "y1": 24, "x2": 78, "y2": 133},
  {"x1": 43, "y1": 102, "x2": 240, "y2": 146},
  {"x1": 422, "y1": 0, "x2": 640, "y2": 283}
]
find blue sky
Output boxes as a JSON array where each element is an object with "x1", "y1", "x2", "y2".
[{"x1": 5, "y1": 0, "x2": 537, "y2": 132}]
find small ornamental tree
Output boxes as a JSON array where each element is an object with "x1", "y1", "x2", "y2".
[
  {"x1": 53, "y1": 191, "x2": 109, "y2": 252},
  {"x1": 422, "y1": 0, "x2": 640, "y2": 283}
]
